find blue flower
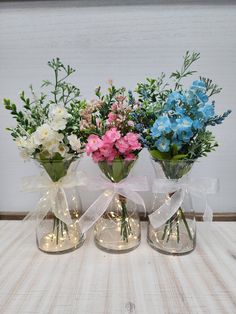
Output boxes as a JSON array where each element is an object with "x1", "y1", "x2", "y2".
[
  {"x1": 193, "y1": 119, "x2": 203, "y2": 130},
  {"x1": 176, "y1": 116, "x2": 193, "y2": 132},
  {"x1": 155, "y1": 137, "x2": 170, "y2": 152},
  {"x1": 171, "y1": 122, "x2": 178, "y2": 132},
  {"x1": 175, "y1": 105, "x2": 185, "y2": 116},
  {"x1": 151, "y1": 116, "x2": 172, "y2": 138},
  {"x1": 178, "y1": 129, "x2": 193, "y2": 143},
  {"x1": 190, "y1": 80, "x2": 208, "y2": 103},
  {"x1": 191, "y1": 80, "x2": 206, "y2": 92},
  {"x1": 198, "y1": 103, "x2": 215, "y2": 120},
  {"x1": 135, "y1": 123, "x2": 143, "y2": 132},
  {"x1": 166, "y1": 91, "x2": 186, "y2": 107},
  {"x1": 196, "y1": 92, "x2": 208, "y2": 103},
  {"x1": 185, "y1": 90, "x2": 196, "y2": 105}
]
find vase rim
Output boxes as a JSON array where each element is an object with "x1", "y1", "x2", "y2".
[
  {"x1": 151, "y1": 158, "x2": 197, "y2": 163},
  {"x1": 34, "y1": 155, "x2": 82, "y2": 163},
  {"x1": 98, "y1": 157, "x2": 138, "y2": 164}
]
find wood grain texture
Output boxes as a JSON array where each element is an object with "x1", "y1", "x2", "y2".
[
  {"x1": 1, "y1": 211, "x2": 236, "y2": 221},
  {"x1": 0, "y1": 1, "x2": 236, "y2": 214},
  {"x1": 1, "y1": 0, "x2": 236, "y2": 5},
  {"x1": 0, "y1": 221, "x2": 235, "y2": 313}
]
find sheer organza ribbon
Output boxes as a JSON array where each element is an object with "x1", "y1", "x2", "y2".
[
  {"x1": 22, "y1": 171, "x2": 87, "y2": 225},
  {"x1": 77, "y1": 175, "x2": 149, "y2": 234},
  {"x1": 149, "y1": 177, "x2": 219, "y2": 229}
]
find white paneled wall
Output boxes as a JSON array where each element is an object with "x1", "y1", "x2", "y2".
[{"x1": 0, "y1": 1, "x2": 235, "y2": 213}]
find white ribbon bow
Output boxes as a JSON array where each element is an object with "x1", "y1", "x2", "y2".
[
  {"x1": 22, "y1": 171, "x2": 87, "y2": 225},
  {"x1": 149, "y1": 177, "x2": 219, "y2": 229},
  {"x1": 77, "y1": 175, "x2": 149, "y2": 234}
]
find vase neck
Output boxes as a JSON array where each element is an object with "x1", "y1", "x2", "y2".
[
  {"x1": 151, "y1": 159, "x2": 195, "y2": 180},
  {"x1": 98, "y1": 159, "x2": 137, "y2": 183},
  {"x1": 36, "y1": 157, "x2": 79, "y2": 182}
]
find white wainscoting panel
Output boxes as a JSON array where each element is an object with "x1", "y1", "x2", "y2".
[{"x1": 0, "y1": 1, "x2": 235, "y2": 213}]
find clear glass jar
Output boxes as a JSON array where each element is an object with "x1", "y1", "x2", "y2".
[
  {"x1": 94, "y1": 159, "x2": 141, "y2": 253},
  {"x1": 35, "y1": 158, "x2": 84, "y2": 254},
  {"x1": 147, "y1": 158, "x2": 196, "y2": 255}
]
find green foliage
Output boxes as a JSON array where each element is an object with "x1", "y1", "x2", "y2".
[
  {"x1": 200, "y1": 76, "x2": 222, "y2": 97},
  {"x1": 187, "y1": 130, "x2": 218, "y2": 159},
  {"x1": 170, "y1": 51, "x2": 200, "y2": 89},
  {"x1": 95, "y1": 84, "x2": 126, "y2": 118},
  {"x1": 43, "y1": 57, "x2": 81, "y2": 106},
  {"x1": 135, "y1": 51, "x2": 230, "y2": 161},
  {"x1": 3, "y1": 58, "x2": 86, "y2": 144}
]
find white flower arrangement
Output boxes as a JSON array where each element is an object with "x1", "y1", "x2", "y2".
[{"x1": 4, "y1": 58, "x2": 87, "y2": 162}]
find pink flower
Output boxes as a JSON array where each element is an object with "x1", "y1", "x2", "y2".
[
  {"x1": 115, "y1": 137, "x2": 129, "y2": 154},
  {"x1": 85, "y1": 144, "x2": 93, "y2": 156},
  {"x1": 102, "y1": 128, "x2": 121, "y2": 144},
  {"x1": 106, "y1": 150, "x2": 117, "y2": 161},
  {"x1": 125, "y1": 153, "x2": 136, "y2": 161},
  {"x1": 116, "y1": 95, "x2": 125, "y2": 103},
  {"x1": 100, "y1": 143, "x2": 115, "y2": 158},
  {"x1": 127, "y1": 120, "x2": 134, "y2": 127},
  {"x1": 80, "y1": 119, "x2": 89, "y2": 130},
  {"x1": 86, "y1": 134, "x2": 103, "y2": 155},
  {"x1": 124, "y1": 132, "x2": 141, "y2": 150},
  {"x1": 111, "y1": 103, "x2": 118, "y2": 111},
  {"x1": 92, "y1": 151, "x2": 105, "y2": 162},
  {"x1": 108, "y1": 112, "x2": 117, "y2": 123}
]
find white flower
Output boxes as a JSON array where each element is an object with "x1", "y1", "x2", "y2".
[
  {"x1": 50, "y1": 118, "x2": 67, "y2": 131},
  {"x1": 45, "y1": 139, "x2": 61, "y2": 155},
  {"x1": 49, "y1": 104, "x2": 69, "y2": 120},
  {"x1": 68, "y1": 134, "x2": 81, "y2": 152},
  {"x1": 48, "y1": 104, "x2": 70, "y2": 131},
  {"x1": 15, "y1": 137, "x2": 27, "y2": 148},
  {"x1": 31, "y1": 125, "x2": 65, "y2": 158},
  {"x1": 15, "y1": 135, "x2": 36, "y2": 156},
  {"x1": 32, "y1": 124, "x2": 55, "y2": 145},
  {"x1": 19, "y1": 149, "x2": 31, "y2": 160},
  {"x1": 57, "y1": 144, "x2": 69, "y2": 157}
]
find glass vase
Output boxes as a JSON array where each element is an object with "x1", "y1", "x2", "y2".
[
  {"x1": 147, "y1": 158, "x2": 196, "y2": 255},
  {"x1": 94, "y1": 159, "x2": 141, "y2": 253},
  {"x1": 35, "y1": 157, "x2": 84, "y2": 254}
]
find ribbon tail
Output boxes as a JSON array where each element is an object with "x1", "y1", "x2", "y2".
[
  {"x1": 23, "y1": 191, "x2": 52, "y2": 226},
  {"x1": 52, "y1": 187, "x2": 73, "y2": 225},
  {"x1": 203, "y1": 197, "x2": 213, "y2": 222},
  {"x1": 149, "y1": 189, "x2": 185, "y2": 229},
  {"x1": 77, "y1": 189, "x2": 115, "y2": 235}
]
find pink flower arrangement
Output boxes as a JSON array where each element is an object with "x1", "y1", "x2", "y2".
[
  {"x1": 86, "y1": 127, "x2": 141, "y2": 162},
  {"x1": 84, "y1": 83, "x2": 143, "y2": 163}
]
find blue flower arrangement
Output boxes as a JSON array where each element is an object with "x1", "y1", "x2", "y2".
[{"x1": 133, "y1": 52, "x2": 231, "y2": 161}]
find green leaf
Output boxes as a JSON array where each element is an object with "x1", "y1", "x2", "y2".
[
  {"x1": 112, "y1": 159, "x2": 124, "y2": 182},
  {"x1": 149, "y1": 149, "x2": 170, "y2": 161},
  {"x1": 171, "y1": 154, "x2": 187, "y2": 160}
]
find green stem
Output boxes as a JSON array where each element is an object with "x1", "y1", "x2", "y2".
[
  {"x1": 54, "y1": 68, "x2": 58, "y2": 104},
  {"x1": 167, "y1": 220, "x2": 172, "y2": 242},
  {"x1": 120, "y1": 196, "x2": 132, "y2": 242},
  {"x1": 162, "y1": 223, "x2": 168, "y2": 240},
  {"x1": 176, "y1": 219, "x2": 180, "y2": 243},
  {"x1": 56, "y1": 219, "x2": 59, "y2": 245},
  {"x1": 64, "y1": 222, "x2": 70, "y2": 239},
  {"x1": 179, "y1": 207, "x2": 193, "y2": 240},
  {"x1": 60, "y1": 220, "x2": 63, "y2": 238},
  {"x1": 52, "y1": 217, "x2": 56, "y2": 236}
]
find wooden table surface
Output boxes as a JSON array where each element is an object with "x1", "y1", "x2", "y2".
[{"x1": 0, "y1": 221, "x2": 235, "y2": 314}]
